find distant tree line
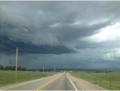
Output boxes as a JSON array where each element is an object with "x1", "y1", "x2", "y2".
[{"x1": 0, "y1": 65, "x2": 26, "y2": 71}]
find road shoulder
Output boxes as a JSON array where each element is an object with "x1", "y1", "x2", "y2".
[{"x1": 69, "y1": 73, "x2": 107, "y2": 90}]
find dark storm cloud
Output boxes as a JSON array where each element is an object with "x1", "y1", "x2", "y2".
[
  {"x1": 0, "y1": 1, "x2": 117, "y2": 53},
  {"x1": 0, "y1": 35, "x2": 74, "y2": 54},
  {"x1": 0, "y1": 1, "x2": 120, "y2": 70}
]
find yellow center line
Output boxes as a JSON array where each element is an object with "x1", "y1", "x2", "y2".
[{"x1": 33, "y1": 74, "x2": 62, "y2": 91}]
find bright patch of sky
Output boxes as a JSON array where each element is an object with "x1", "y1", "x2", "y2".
[{"x1": 84, "y1": 22, "x2": 120, "y2": 43}]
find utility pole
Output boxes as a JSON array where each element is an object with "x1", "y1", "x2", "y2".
[
  {"x1": 15, "y1": 48, "x2": 18, "y2": 83},
  {"x1": 16, "y1": 48, "x2": 18, "y2": 72}
]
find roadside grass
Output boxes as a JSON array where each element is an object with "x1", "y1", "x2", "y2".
[
  {"x1": 0, "y1": 70, "x2": 54, "y2": 87},
  {"x1": 71, "y1": 71, "x2": 120, "y2": 90}
]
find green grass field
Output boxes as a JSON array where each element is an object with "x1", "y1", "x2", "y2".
[
  {"x1": 0, "y1": 71, "x2": 54, "y2": 87},
  {"x1": 71, "y1": 71, "x2": 120, "y2": 90}
]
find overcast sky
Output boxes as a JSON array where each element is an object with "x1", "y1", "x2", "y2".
[{"x1": 0, "y1": 1, "x2": 120, "y2": 70}]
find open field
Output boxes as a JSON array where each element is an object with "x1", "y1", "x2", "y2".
[
  {"x1": 0, "y1": 71, "x2": 54, "y2": 87},
  {"x1": 71, "y1": 71, "x2": 120, "y2": 90}
]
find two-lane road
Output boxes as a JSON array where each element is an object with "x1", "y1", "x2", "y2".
[
  {"x1": 42, "y1": 73, "x2": 75, "y2": 90},
  {"x1": 1, "y1": 72, "x2": 77, "y2": 90}
]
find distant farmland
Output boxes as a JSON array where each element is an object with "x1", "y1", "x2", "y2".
[
  {"x1": 0, "y1": 71, "x2": 54, "y2": 87},
  {"x1": 71, "y1": 71, "x2": 120, "y2": 90}
]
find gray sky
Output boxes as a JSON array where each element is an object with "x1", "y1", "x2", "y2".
[{"x1": 0, "y1": 1, "x2": 120, "y2": 70}]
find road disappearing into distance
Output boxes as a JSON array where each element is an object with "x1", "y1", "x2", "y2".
[
  {"x1": 1, "y1": 72, "x2": 77, "y2": 90},
  {"x1": 1, "y1": 72, "x2": 105, "y2": 90}
]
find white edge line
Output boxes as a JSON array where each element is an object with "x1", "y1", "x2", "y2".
[{"x1": 67, "y1": 74, "x2": 78, "y2": 91}]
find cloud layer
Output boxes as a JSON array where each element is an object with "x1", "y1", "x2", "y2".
[{"x1": 0, "y1": 1, "x2": 120, "y2": 70}]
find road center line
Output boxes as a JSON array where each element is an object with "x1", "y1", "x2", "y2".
[{"x1": 33, "y1": 73, "x2": 62, "y2": 91}]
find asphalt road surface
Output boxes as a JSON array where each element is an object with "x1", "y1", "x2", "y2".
[{"x1": 1, "y1": 72, "x2": 77, "y2": 90}]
